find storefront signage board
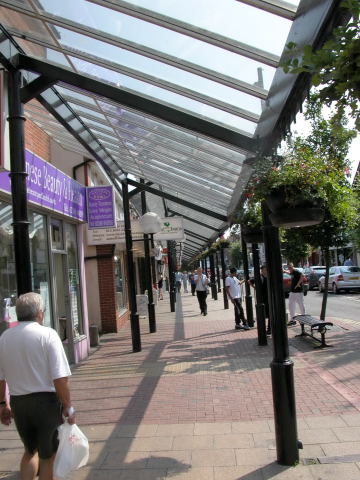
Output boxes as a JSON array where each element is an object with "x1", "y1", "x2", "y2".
[
  {"x1": 87, "y1": 220, "x2": 143, "y2": 245},
  {"x1": 87, "y1": 217, "x2": 184, "y2": 245},
  {"x1": 86, "y1": 186, "x2": 116, "y2": 229},
  {"x1": 0, "y1": 150, "x2": 87, "y2": 221},
  {"x1": 153, "y1": 217, "x2": 184, "y2": 241}
]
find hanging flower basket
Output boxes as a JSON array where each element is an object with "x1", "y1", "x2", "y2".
[
  {"x1": 242, "y1": 225, "x2": 264, "y2": 243},
  {"x1": 265, "y1": 186, "x2": 324, "y2": 228},
  {"x1": 269, "y1": 207, "x2": 324, "y2": 228}
]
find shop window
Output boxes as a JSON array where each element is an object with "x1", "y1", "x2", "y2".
[
  {"x1": 114, "y1": 255, "x2": 126, "y2": 311},
  {"x1": 51, "y1": 218, "x2": 64, "y2": 250},
  {"x1": 0, "y1": 202, "x2": 51, "y2": 329},
  {"x1": 65, "y1": 223, "x2": 83, "y2": 337},
  {"x1": 29, "y1": 212, "x2": 51, "y2": 327},
  {"x1": 0, "y1": 202, "x2": 17, "y2": 330}
]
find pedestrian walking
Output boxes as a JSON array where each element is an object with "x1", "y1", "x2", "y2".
[
  {"x1": 226, "y1": 267, "x2": 249, "y2": 330},
  {"x1": 189, "y1": 271, "x2": 196, "y2": 296},
  {"x1": 194, "y1": 267, "x2": 209, "y2": 316},
  {"x1": 174, "y1": 270, "x2": 182, "y2": 293},
  {"x1": 182, "y1": 271, "x2": 189, "y2": 293},
  {"x1": 158, "y1": 275, "x2": 164, "y2": 300},
  {"x1": 284, "y1": 263, "x2": 305, "y2": 325},
  {"x1": 0, "y1": 292, "x2": 75, "y2": 480},
  {"x1": 249, "y1": 265, "x2": 271, "y2": 334}
]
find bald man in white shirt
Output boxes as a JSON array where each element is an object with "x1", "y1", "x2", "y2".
[{"x1": 0, "y1": 292, "x2": 75, "y2": 480}]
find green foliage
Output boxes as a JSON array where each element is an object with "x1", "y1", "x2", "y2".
[
  {"x1": 281, "y1": 228, "x2": 312, "y2": 265},
  {"x1": 235, "y1": 199, "x2": 262, "y2": 229},
  {"x1": 229, "y1": 242, "x2": 242, "y2": 268},
  {"x1": 282, "y1": 0, "x2": 360, "y2": 130},
  {"x1": 246, "y1": 96, "x2": 358, "y2": 229}
]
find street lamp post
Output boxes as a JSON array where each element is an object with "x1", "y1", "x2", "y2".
[
  {"x1": 121, "y1": 175, "x2": 141, "y2": 352},
  {"x1": 220, "y1": 245, "x2": 229, "y2": 310},
  {"x1": 241, "y1": 228, "x2": 254, "y2": 327},
  {"x1": 209, "y1": 252, "x2": 217, "y2": 300},
  {"x1": 139, "y1": 209, "x2": 162, "y2": 333},
  {"x1": 251, "y1": 243, "x2": 267, "y2": 346},
  {"x1": 262, "y1": 202, "x2": 300, "y2": 465}
]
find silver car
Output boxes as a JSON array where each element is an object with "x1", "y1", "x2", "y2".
[{"x1": 318, "y1": 266, "x2": 360, "y2": 294}]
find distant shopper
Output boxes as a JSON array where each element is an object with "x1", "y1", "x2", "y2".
[
  {"x1": 182, "y1": 271, "x2": 189, "y2": 293},
  {"x1": 174, "y1": 270, "x2": 182, "y2": 293},
  {"x1": 158, "y1": 275, "x2": 164, "y2": 300},
  {"x1": 189, "y1": 271, "x2": 196, "y2": 296},
  {"x1": 284, "y1": 263, "x2": 305, "y2": 325},
  {"x1": 0, "y1": 292, "x2": 75, "y2": 480},
  {"x1": 344, "y1": 257, "x2": 353, "y2": 266},
  {"x1": 226, "y1": 267, "x2": 249, "y2": 330},
  {"x1": 194, "y1": 267, "x2": 209, "y2": 316},
  {"x1": 249, "y1": 265, "x2": 270, "y2": 334}
]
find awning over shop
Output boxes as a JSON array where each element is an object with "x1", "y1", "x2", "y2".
[{"x1": 0, "y1": 0, "x2": 346, "y2": 260}]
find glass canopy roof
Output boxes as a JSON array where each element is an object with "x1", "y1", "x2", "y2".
[{"x1": 0, "y1": 0, "x2": 341, "y2": 261}]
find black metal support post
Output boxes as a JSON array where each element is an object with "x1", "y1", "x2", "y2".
[
  {"x1": 241, "y1": 228, "x2": 254, "y2": 327},
  {"x1": 121, "y1": 177, "x2": 141, "y2": 352},
  {"x1": 220, "y1": 246, "x2": 229, "y2": 310},
  {"x1": 140, "y1": 183, "x2": 156, "y2": 333},
  {"x1": 8, "y1": 70, "x2": 32, "y2": 295},
  {"x1": 167, "y1": 240, "x2": 176, "y2": 312},
  {"x1": 252, "y1": 243, "x2": 267, "y2": 346},
  {"x1": 209, "y1": 253, "x2": 217, "y2": 300},
  {"x1": 262, "y1": 202, "x2": 299, "y2": 466},
  {"x1": 215, "y1": 251, "x2": 221, "y2": 293}
]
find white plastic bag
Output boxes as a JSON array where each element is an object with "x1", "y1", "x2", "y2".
[{"x1": 53, "y1": 421, "x2": 89, "y2": 479}]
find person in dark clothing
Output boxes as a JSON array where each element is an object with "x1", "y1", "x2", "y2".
[
  {"x1": 157, "y1": 275, "x2": 164, "y2": 300},
  {"x1": 189, "y1": 271, "x2": 196, "y2": 296},
  {"x1": 284, "y1": 263, "x2": 305, "y2": 325},
  {"x1": 249, "y1": 265, "x2": 271, "y2": 334}
]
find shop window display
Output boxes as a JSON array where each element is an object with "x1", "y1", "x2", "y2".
[{"x1": 0, "y1": 201, "x2": 51, "y2": 330}]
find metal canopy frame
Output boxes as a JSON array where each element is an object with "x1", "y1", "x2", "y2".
[{"x1": 0, "y1": 0, "x2": 346, "y2": 260}]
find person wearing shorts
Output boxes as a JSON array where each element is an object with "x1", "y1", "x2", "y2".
[{"x1": 0, "y1": 292, "x2": 75, "y2": 480}]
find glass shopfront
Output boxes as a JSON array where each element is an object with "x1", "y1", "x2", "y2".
[
  {"x1": 0, "y1": 201, "x2": 52, "y2": 330},
  {"x1": 0, "y1": 200, "x2": 84, "y2": 358},
  {"x1": 114, "y1": 253, "x2": 126, "y2": 313}
]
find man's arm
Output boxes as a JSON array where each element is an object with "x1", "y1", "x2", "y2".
[
  {"x1": 0, "y1": 379, "x2": 11, "y2": 426},
  {"x1": 53, "y1": 377, "x2": 76, "y2": 424}
]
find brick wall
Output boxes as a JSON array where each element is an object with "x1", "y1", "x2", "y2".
[
  {"x1": 25, "y1": 119, "x2": 50, "y2": 161},
  {"x1": 96, "y1": 244, "x2": 119, "y2": 333}
]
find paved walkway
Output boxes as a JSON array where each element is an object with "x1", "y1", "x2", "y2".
[{"x1": 1, "y1": 291, "x2": 360, "y2": 479}]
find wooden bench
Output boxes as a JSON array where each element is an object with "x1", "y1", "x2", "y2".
[{"x1": 294, "y1": 315, "x2": 334, "y2": 348}]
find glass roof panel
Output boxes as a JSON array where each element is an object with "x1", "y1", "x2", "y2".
[
  {"x1": 48, "y1": 26, "x2": 263, "y2": 116},
  {"x1": 67, "y1": 55, "x2": 257, "y2": 133},
  {"x1": 15, "y1": 38, "x2": 73, "y2": 68},
  {"x1": 37, "y1": 0, "x2": 278, "y2": 89},
  {"x1": 0, "y1": 6, "x2": 56, "y2": 46},
  {"x1": 98, "y1": 99, "x2": 248, "y2": 159},
  {"x1": 121, "y1": 0, "x2": 293, "y2": 55}
]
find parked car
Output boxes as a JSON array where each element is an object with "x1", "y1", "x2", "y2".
[
  {"x1": 304, "y1": 266, "x2": 326, "y2": 290},
  {"x1": 318, "y1": 266, "x2": 360, "y2": 293}
]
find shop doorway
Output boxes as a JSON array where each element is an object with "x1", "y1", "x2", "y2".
[{"x1": 52, "y1": 252, "x2": 74, "y2": 364}]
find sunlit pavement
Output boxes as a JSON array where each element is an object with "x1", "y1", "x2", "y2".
[{"x1": 1, "y1": 291, "x2": 360, "y2": 479}]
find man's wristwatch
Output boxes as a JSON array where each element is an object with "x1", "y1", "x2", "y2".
[{"x1": 0, "y1": 401, "x2": 6, "y2": 406}]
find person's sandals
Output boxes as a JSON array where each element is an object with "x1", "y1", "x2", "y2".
[{"x1": 287, "y1": 319, "x2": 297, "y2": 326}]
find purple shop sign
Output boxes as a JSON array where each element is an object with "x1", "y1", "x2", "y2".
[
  {"x1": 0, "y1": 150, "x2": 87, "y2": 221},
  {"x1": 86, "y1": 185, "x2": 116, "y2": 229}
]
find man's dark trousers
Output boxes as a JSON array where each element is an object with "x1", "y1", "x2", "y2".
[{"x1": 233, "y1": 298, "x2": 246, "y2": 326}]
